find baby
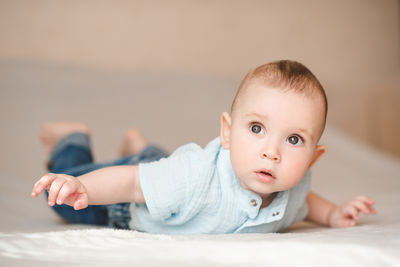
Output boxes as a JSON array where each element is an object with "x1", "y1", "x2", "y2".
[{"x1": 31, "y1": 60, "x2": 376, "y2": 234}]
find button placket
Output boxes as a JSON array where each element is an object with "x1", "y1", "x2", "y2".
[{"x1": 250, "y1": 199, "x2": 258, "y2": 207}]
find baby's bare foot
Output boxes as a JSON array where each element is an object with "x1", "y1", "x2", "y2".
[
  {"x1": 119, "y1": 129, "x2": 148, "y2": 156},
  {"x1": 40, "y1": 122, "x2": 90, "y2": 154}
]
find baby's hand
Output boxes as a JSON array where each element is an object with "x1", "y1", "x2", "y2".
[
  {"x1": 328, "y1": 195, "x2": 376, "y2": 227},
  {"x1": 31, "y1": 173, "x2": 88, "y2": 210}
]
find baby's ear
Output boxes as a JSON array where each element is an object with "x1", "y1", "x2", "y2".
[
  {"x1": 220, "y1": 112, "x2": 232, "y2": 149},
  {"x1": 308, "y1": 145, "x2": 327, "y2": 169}
]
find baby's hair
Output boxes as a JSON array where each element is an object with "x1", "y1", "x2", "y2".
[{"x1": 232, "y1": 60, "x2": 328, "y2": 127}]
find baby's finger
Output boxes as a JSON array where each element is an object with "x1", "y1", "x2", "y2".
[
  {"x1": 350, "y1": 199, "x2": 372, "y2": 215},
  {"x1": 369, "y1": 206, "x2": 377, "y2": 215},
  {"x1": 73, "y1": 193, "x2": 89, "y2": 210},
  {"x1": 353, "y1": 196, "x2": 377, "y2": 214},
  {"x1": 31, "y1": 173, "x2": 57, "y2": 197},
  {"x1": 47, "y1": 177, "x2": 66, "y2": 206},
  {"x1": 342, "y1": 205, "x2": 359, "y2": 220},
  {"x1": 354, "y1": 195, "x2": 375, "y2": 205},
  {"x1": 365, "y1": 204, "x2": 377, "y2": 215},
  {"x1": 56, "y1": 182, "x2": 77, "y2": 205}
]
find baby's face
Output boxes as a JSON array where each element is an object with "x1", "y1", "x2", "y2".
[{"x1": 221, "y1": 82, "x2": 326, "y2": 200}]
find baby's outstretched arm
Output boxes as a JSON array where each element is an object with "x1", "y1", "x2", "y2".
[
  {"x1": 305, "y1": 191, "x2": 376, "y2": 227},
  {"x1": 31, "y1": 166, "x2": 145, "y2": 210}
]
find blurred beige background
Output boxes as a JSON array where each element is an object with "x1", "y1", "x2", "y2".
[{"x1": 0, "y1": 0, "x2": 399, "y2": 182}]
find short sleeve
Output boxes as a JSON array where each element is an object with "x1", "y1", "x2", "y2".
[
  {"x1": 138, "y1": 143, "x2": 216, "y2": 224},
  {"x1": 292, "y1": 200, "x2": 309, "y2": 223},
  {"x1": 291, "y1": 171, "x2": 312, "y2": 224}
]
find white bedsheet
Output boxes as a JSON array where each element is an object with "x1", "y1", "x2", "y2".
[
  {"x1": 1, "y1": 127, "x2": 399, "y2": 266},
  {"x1": 1, "y1": 225, "x2": 399, "y2": 267}
]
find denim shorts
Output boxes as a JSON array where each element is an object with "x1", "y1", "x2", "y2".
[{"x1": 46, "y1": 132, "x2": 168, "y2": 229}]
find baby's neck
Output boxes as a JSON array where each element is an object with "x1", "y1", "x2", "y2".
[{"x1": 260, "y1": 192, "x2": 278, "y2": 208}]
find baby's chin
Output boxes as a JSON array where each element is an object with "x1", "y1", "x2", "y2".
[{"x1": 248, "y1": 183, "x2": 277, "y2": 197}]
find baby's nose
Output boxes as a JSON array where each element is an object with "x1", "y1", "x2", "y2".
[{"x1": 261, "y1": 150, "x2": 280, "y2": 162}]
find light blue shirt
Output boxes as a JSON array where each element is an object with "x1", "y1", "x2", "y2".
[{"x1": 130, "y1": 137, "x2": 311, "y2": 234}]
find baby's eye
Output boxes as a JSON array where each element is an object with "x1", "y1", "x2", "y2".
[
  {"x1": 287, "y1": 135, "x2": 303, "y2": 145},
  {"x1": 250, "y1": 124, "x2": 264, "y2": 134}
]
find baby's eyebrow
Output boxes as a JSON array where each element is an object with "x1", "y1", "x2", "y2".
[
  {"x1": 244, "y1": 112, "x2": 268, "y2": 120},
  {"x1": 295, "y1": 128, "x2": 314, "y2": 141}
]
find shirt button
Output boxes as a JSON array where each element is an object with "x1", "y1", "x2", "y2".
[
  {"x1": 272, "y1": 211, "x2": 280, "y2": 216},
  {"x1": 250, "y1": 199, "x2": 258, "y2": 207}
]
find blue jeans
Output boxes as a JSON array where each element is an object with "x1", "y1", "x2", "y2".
[{"x1": 46, "y1": 132, "x2": 168, "y2": 229}]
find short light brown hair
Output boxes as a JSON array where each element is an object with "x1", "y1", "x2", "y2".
[{"x1": 232, "y1": 60, "x2": 328, "y2": 129}]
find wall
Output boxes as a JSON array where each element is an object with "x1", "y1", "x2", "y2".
[{"x1": 0, "y1": 0, "x2": 399, "y2": 157}]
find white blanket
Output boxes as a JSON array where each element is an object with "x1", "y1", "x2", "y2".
[
  {"x1": 1, "y1": 127, "x2": 399, "y2": 266},
  {"x1": 1, "y1": 225, "x2": 399, "y2": 267}
]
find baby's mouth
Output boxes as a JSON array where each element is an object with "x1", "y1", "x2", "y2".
[
  {"x1": 258, "y1": 169, "x2": 274, "y2": 177},
  {"x1": 260, "y1": 170, "x2": 272, "y2": 176},
  {"x1": 255, "y1": 169, "x2": 276, "y2": 183}
]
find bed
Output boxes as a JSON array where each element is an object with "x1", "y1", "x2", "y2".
[{"x1": 0, "y1": 126, "x2": 399, "y2": 266}]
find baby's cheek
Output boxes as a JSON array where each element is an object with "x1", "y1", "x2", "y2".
[
  {"x1": 284, "y1": 158, "x2": 309, "y2": 187},
  {"x1": 230, "y1": 145, "x2": 250, "y2": 176}
]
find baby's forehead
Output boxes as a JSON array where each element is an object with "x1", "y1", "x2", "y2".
[{"x1": 235, "y1": 82, "x2": 325, "y2": 110}]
